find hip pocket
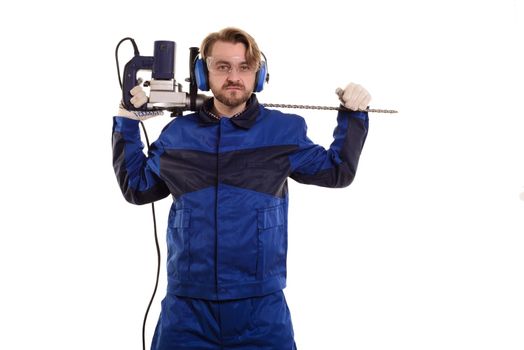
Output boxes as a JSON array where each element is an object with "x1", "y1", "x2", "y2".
[
  {"x1": 167, "y1": 208, "x2": 192, "y2": 281},
  {"x1": 257, "y1": 204, "x2": 286, "y2": 279}
]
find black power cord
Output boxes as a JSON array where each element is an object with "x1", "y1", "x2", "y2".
[{"x1": 115, "y1": 37, "x2": 161, "y2": 350}]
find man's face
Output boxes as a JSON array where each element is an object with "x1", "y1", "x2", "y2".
[{"x1": 207, "y1": 41, "x2": 257, "y2": 109}]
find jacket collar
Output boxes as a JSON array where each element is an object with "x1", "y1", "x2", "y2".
[{"x1": 198, "y1": 94, "x2": 260, "y2": 129}]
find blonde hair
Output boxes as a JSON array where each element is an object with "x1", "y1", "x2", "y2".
[{"x1": 200, "y1": 27, "x2": 261, "y2": 68}]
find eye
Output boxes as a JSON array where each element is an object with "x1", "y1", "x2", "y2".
[
  {"x1": 239, "y1": 64, "x2": 251, "y2": 72},
  {"x1": 216, "y1": 64, "x2": 231, "y2": 72}
]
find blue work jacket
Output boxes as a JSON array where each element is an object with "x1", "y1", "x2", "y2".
[{"x1": 112, "y1": 95, "x2": 368, "y2": 300}]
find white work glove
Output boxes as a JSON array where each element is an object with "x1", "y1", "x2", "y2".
[
  {"x1": 336, "y1": 83, "x2": 371, "y2": 111},
  {"x1": 117, "y1": 83, "x2": 163, "y2": 120}
]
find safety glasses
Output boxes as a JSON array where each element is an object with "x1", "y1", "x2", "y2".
[{"x1": 206, "y1": 56, "x2": 257, "y2": 76}]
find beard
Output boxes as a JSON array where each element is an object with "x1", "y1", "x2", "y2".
[{"x1": 212, "y1": 82, "x2": 252, "y2": 108}]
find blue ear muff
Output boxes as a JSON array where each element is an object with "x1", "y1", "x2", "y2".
[
  {"x1": 254, "y1": 61, "x2": 268, "y2": 93},
  {"x1": 194, "y1": 58, "x2": 209, "y2": 91}
]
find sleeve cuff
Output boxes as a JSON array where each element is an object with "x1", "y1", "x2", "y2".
[
  {"x1": 113, "y1": 116, "x2": 139, "y2": 133},
  {"x1": 338, "y1": 106, "x2": 369, "y2": 121}
]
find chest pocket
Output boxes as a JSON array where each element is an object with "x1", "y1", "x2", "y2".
[
  {"x1": 173, "y1": 208, "x2": 191, "y2": 229},
  {"x1": 256, "y1": 204, "x2": 287, "y2": 279}
]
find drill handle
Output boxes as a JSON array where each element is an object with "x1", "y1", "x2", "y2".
[{"x1": 122, "y1": 55, "x2": 154, "y2": 110}]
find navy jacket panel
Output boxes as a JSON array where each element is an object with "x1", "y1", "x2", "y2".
[
  {"x1": 112, "y1": 117, "x2": 170, "y2": 205},
  {"x1": 289, "y1": 108, "x2": 369, "y2": 188},
  {"x1": 112, "y1": 96, "x2": 368, "y2": 300}
]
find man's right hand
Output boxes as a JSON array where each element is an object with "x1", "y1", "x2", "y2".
[
  {"x1": 132, "y1": 84, "x2": 151, "y2": 109},
  {"x1": 117, "y1": 84, "x2": 163, "y2": 120}
]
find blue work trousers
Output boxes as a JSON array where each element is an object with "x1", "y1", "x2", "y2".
[{"x1": 151, "y1": 290, "x2": 297, "y2": 350}]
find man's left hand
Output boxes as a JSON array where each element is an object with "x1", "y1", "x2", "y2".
[{"x1": 337, "y1": 83, "x2": 371, "y2": 111}]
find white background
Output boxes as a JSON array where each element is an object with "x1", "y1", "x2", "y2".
[{"x1": 1, "y1": 0, "x2": 523, "y2": 349}]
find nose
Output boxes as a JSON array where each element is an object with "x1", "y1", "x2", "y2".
[{"x1": 226, "y1": 68, "x2": 241, "y2": 79}]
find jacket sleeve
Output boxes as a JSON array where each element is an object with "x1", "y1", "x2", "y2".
[
  {"x1": 112, "y1": 117, "x2": 170, "y2": 205},
  {"x1": 288, "y1": 109, "x2": 369, "y2": 188}
]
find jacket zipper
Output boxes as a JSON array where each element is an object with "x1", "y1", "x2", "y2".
[{"x1": 214, "y1": 120, "x2": 222, "y2": 300}]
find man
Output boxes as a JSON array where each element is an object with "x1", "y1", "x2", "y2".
[{"x1": 113, "y1": 27, "x2": 371, "y2": 350}]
